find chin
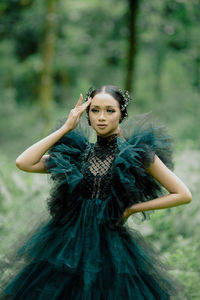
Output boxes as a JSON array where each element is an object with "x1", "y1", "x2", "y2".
[
  {"x1": 97, "y1": 130, "x2": 116, "y2": 137},
  {"x1": 92, "y1": 124, "x2": 117, "y2": 136}
]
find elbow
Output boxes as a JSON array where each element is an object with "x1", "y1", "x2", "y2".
[
  {"x1": 16, "y1": 158, "x2": 27, "y2": 170},
  {"x1": 187, "y1": 193, "x2": 192, "y2": 203},
  {"x1": 16, "y1": 158, "x2": 23, "y2": 170},
  {"x1": 181, "y1": 191, "x2": 192, "y2": 204},
  {"x1": 16, "y1": 158, "x2": 36, "y2": 172}
]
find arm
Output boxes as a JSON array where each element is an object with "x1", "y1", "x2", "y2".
[
  {"x1": 16, "y1": 126, "x2": 70, "y2": 173},
  {"x1": 123, "y1": 154, "x2": 192, "y2": 219},
  {"x1": 16, "y1": 94, "x2": 91, "y2": 173}
]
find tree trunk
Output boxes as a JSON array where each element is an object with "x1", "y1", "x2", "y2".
[
  {"x1": 38, "y1": 0, "x2": 58, "y2": 134},
  {"x1": 125, "y1": 0, "x2": 139, "y2": 93},
  {"x1": 154, "y1": 45, "x2": 166, "y2": 103},
  {"x1": 194, "y1": 56, "x2": 200, "y2": 91}
]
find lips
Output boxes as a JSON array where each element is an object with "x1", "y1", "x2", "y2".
[{"x1": 97, "y1": 124, "x2": 107, "y2": 128}]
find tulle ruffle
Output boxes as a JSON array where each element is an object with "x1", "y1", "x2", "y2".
[
  {"x1": 1, "y1": 195, "x2": 186, "y2": 299},
  {"x1": 44, "y1": 128, "x2": 90, "y2": 223},
  {"x1": 110, "y1": 113, "x2": 174, "y2": 222},
  {"x1": 43, "y1": 113, "x2": 174, "y2": 225}
]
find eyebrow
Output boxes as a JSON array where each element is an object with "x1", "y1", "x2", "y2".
[{"x1": 90, "y1": 105, "x2": 116, "y2": 108}]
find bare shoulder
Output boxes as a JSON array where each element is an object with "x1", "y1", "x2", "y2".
[{"x1": 145, "y1": 154, "x2": 192, "y2": 200}]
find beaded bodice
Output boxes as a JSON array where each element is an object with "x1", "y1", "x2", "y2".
[{"x1": 79, "y1": 133, "x2": 120, "y2": 200}]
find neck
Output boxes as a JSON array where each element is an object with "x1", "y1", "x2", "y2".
[{"x1": 96, "y1": 132, "x2": 119, "y2": 147}]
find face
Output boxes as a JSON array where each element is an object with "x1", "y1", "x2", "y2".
[{"x1": 88, "y1": 92, "x2": 121, "y2": 137}]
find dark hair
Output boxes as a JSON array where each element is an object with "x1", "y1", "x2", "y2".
[{"x1": 84, "y1": 85, "x2": 132, "y2": 125}]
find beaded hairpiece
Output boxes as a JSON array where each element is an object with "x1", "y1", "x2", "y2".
[
  {"x1": 117, "y1": 88, "x2": 132, "y2": 119},
  {"x1": 83, "y1": 86, "x2": 96, "y2": 103}
]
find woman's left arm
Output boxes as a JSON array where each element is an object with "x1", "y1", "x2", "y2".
[{"x1": 123, "y1": 154, "x2": 192, "y2": 219}]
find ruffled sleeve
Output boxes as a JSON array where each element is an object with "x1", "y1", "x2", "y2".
[
  {"x1": 43, "y1": 118, "x2": 91, "y2": 223},
  {"x1": 45, "y1": 130, "x2": 88, "y2": 188},
  {"x1": 111, "y1": 113, "x2": 175, "y2": 222}
]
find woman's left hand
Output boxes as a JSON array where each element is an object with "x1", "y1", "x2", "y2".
[
  {"x1": 122, "y1": 208, "x2": 132, "y2": 222},
  {"x1": 116, "y1": 208, "x2": 134, "y2": 226}
]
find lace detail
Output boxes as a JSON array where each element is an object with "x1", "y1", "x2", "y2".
[{"x1": 79, "y1": 133, "x2": 119, "y2": 200}]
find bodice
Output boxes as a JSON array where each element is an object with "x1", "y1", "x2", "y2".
[{"x1": 79, "y1": 133, "x2": 120, "y2": 200}]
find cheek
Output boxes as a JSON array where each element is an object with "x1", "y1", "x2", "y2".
[
  {"x1": 111, "y1": 112, "x2": 121, "y2": 123},
  {"x1": 88, "y1": 111, "x2": 96, "y2": 125},
  {"x1": 112, "y1": 115, "x2": 119, "y2": 121}
]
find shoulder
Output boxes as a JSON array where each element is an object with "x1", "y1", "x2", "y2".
[{"x1": 116, "y1": 114, "x2": 174, "y2": 170}]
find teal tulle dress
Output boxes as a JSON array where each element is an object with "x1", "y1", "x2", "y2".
[{"x1": 1, "y1": 114, "x2": 188, "y2": 299}]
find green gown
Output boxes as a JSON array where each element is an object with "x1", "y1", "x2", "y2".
[{"x1": 0, "y1": 114, "x2": 188, "y2": 299}]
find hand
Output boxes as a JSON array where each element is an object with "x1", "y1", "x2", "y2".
[
  {"x1": 115, "y1": 208, "x2": 134, "y2": 226},
  {"x1": 63, "y1": 93, "x2": 92, "y2": 131},
  {"x1": 121, "y1": 209, "x2": 131, "y2": 222}
]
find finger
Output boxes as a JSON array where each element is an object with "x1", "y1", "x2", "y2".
[
  {"x1": 77, "y1": 93, "x2": 83, "y2": 106},
  {"x1": 80, "y1": 99, "x2": 91, "y2": 113},
  {"x1": 85, "y1": 97, "x2": 92, "y2": 106},
  {"x1": 75, "y1": 93, "x2": 83, "y2": 108}
]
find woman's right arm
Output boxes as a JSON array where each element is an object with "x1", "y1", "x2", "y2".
[
  {"x1": 16, "y1": 94, "x2": 91, "y2": 173},
  {"x1": 16, "y1": 125, "x2": 71, "y2": 173}
]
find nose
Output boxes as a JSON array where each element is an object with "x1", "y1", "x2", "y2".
[{"x1": 98, "y1": 111, "x2": 106, "y2": 121}]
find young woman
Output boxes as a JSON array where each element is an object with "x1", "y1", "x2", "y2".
[{"x1": 1, "y1": 85, "x2": 192, "y2": 299}]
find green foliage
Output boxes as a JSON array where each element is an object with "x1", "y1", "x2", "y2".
[
  {"x1": 0, "y1": 153, "x2": 49, "y2": 254},
  {"x1": 0, "y1": 0, "x2": 199, "y2": 143}
]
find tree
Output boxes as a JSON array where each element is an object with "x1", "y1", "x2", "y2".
[
  {"x1": 125, "y1": 0, "x2": 139, "y2": 92},
  {"x1": 37, "y1": 0, "x2": 59, "y2": 133}
]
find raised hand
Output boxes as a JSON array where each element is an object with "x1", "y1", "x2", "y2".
[{"x1": 63, "y1": 93, "x2": 92, "y2": 131}]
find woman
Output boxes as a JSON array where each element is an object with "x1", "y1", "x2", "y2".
[{"x1": 1, "y1": 85, "x2": 192, "y2": 299}]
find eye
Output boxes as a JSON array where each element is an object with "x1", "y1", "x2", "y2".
[{"x1": 90, "y1": 108, "x2": 115, "y2": 113}]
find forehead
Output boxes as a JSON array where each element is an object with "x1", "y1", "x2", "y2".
[{"x1": 91, "y1": 93, "x2": 119, "y2": 108}]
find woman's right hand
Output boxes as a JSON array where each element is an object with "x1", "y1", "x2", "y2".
[{"x1": 62, "y1": 93, "x2": 92, "y2": 132}]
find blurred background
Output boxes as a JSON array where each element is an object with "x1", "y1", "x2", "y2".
[{"x1": 0, "y1": 0, "x2": 200, "y2": 297}]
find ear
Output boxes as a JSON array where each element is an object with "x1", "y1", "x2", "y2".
[{"x1": 117, "y1": 126, "x2": 123, "y2": 137}]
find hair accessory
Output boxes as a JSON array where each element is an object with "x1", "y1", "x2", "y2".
[
  {"x1": 118, "y1": 89, "x2": 132, "y2": 111},
  {"x1": 84, "y1": 86, "x2": 96, "y2": 103}
]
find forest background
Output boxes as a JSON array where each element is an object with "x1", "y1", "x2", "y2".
[{"x1": 0, "y1": 0, "x2": 200, "y2": 297}]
